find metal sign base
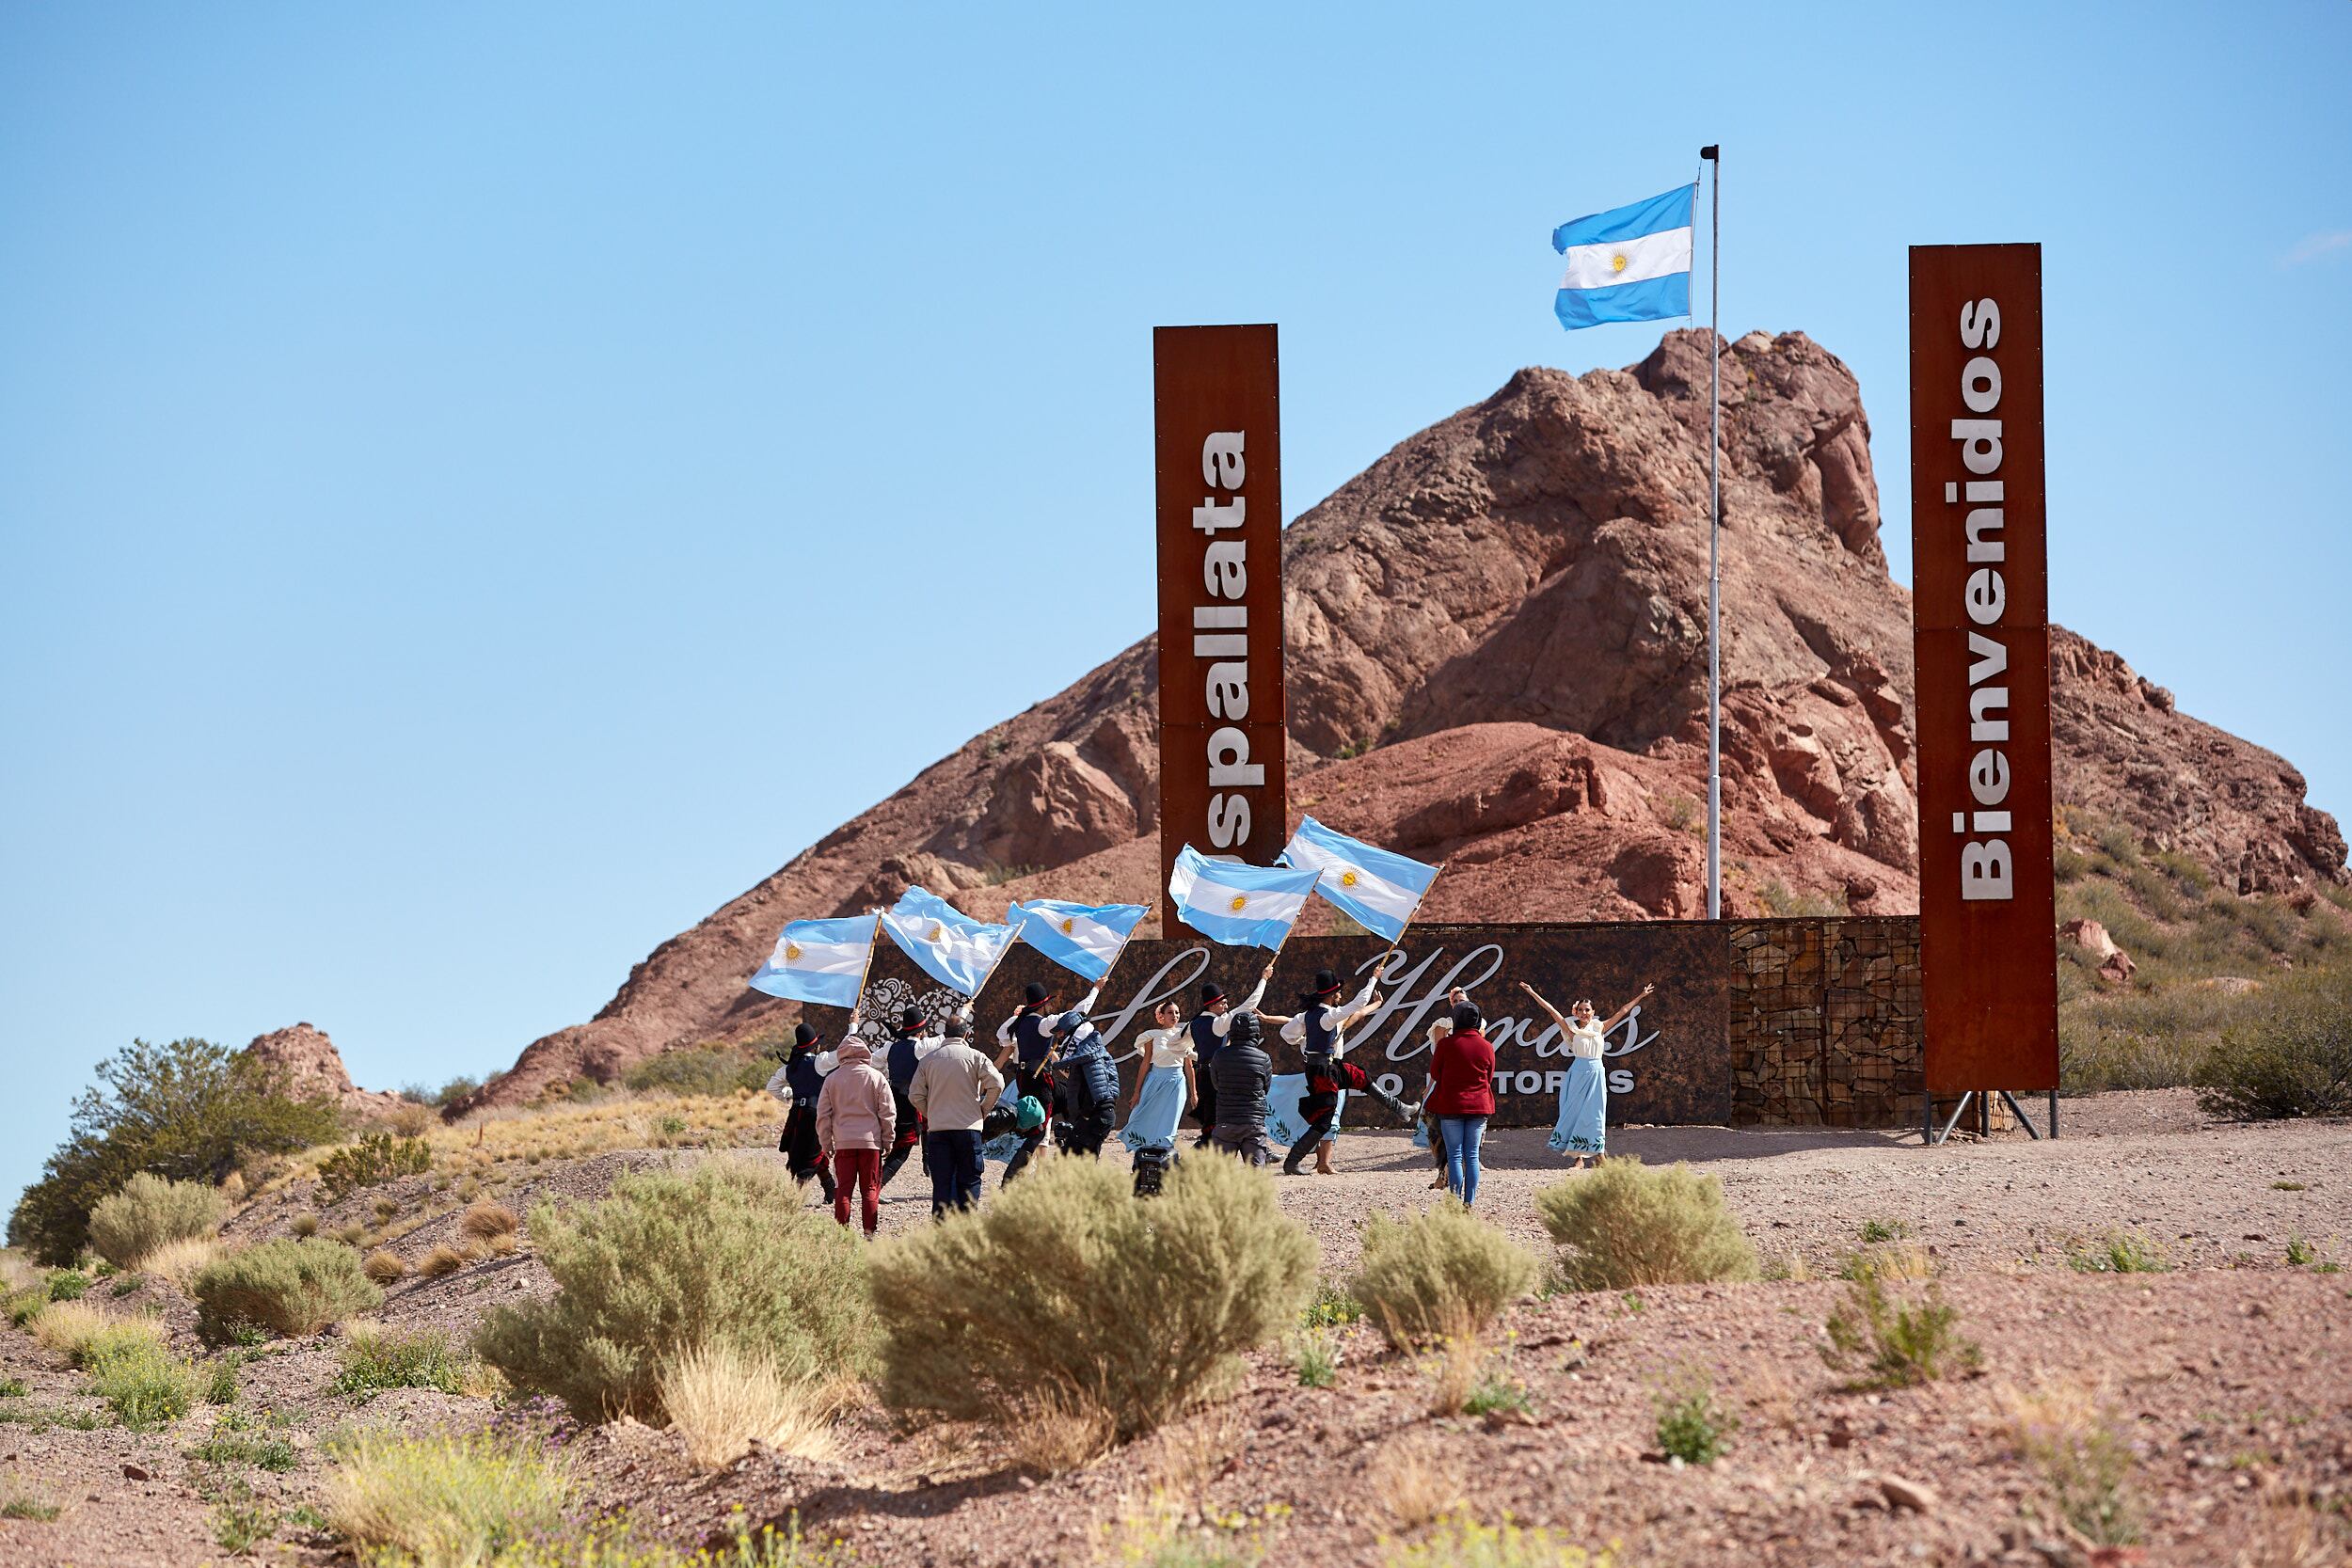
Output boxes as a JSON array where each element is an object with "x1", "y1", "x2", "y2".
[{"x1": 1923, "y1": 1088, "x2": 2058, "y2": 1145}]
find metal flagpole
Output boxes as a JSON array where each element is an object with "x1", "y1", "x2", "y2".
[{"x1": 1701, "y1": 144, "x2": 1722, "y2": 920}]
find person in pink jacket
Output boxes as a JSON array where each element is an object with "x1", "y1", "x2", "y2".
[{"x1": 815, "y1": 1038, "x2": 896, "y2": 1237}]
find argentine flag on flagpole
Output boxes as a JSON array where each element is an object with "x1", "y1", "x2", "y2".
[
  {"x1": 1010, "y1": 898, "x2": 1150, "y2": 983},
  {"x1": 1279, "y1": 816, "x2": 1441, "y2": 942},
  {"x1": 1552, "y1": 183, "x2": 1694, "y2": 330},
  {"x1": 748, "y1": 915, "x2": 878, "y2": 1009},
  {"x1": 1168, "y1": 847, "x2": 1320, "y2": 950},
  {"x1": 879, "y1": 887, "x2": 1019, "y2": 996}
]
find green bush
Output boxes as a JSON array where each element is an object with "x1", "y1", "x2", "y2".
[
  {"x1": 44, "y1": 1268, "x2": 90, "y2": 1301},
  {"x1": 1348, "y1": 1202, "x2": 1537, "y2": 1348},
  {"x1": 87, "y1": 1173, "x2": 229, "y2": 1269},
  {"x1": 1654, "y1": 1370, "x2": 1734, "y2": 1465},
  {"x1": 2194, "y1": 966, "x2": 2352, "y2": 1119},
  {"x1": 475, "y1": 1160, "x2": 869, "y2": 1423},
  {"x1": 866, "y1": 1150, "x2": 1314, "y2": 1444},
  {"x1": 2066, "y1": 1229, "x2": 2168, "y2": 1275},
  {"x1": 1821, "y1": 1271, "x2": 1979, "y2": 1388},
  {"x1": 87, "y1": 1335, "x2": 201, "y2": 1429},
  {"x1": 1534, "y1": 1159, "x2": 1758, "y2": 1291},
  {"x1": 189, "y1": 1240, "x2": 382, "y2": 1340},
  {"x1": 621, "y1": 1046, "x2": 771, "y2": 1099},
  {"x1": 332, "y1": 1324, "x2": 475, "y2": 1401},
  {"x1": 8, "y1": 1037, "x2": 341, "y2": 1264},
  {"x1": 316, "y1": 1132, "x2": 433, "y2": 1204}
]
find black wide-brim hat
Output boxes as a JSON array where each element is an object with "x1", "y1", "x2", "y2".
[
  {"x1": 1024, "y1": 980, "x2": 1051, "y2": 1005},
  {"x1": 1200, "y1": 981, "x2": 1227, "y2": 1004},
  {"x1": 1310, "y1": 970, "x2": 1343, "y2": 997},
  {"x1": 793, "y1": 1022, "x2": 818, "y2": 1048}
]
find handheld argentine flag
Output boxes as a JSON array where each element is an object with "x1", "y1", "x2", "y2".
[
  {"x1": 1011, "y1": 898, "x2": 1150, "y2": 983},
  {"x1": 1552, "y1": 183, "x2": 1694, "y2": 330},
  {"x1": 1279, "y1": 816, "x2": 1441, "y2": 942},
  {"x1": 879, "y1": 886, "x2": 1019, "y2": 996},
  {"x1": 749, "y1": 914, "x2": 878, "y2": 1009},
  {"x1": 1168, "y1": 847, "x2": 1320, "y2": 950}
]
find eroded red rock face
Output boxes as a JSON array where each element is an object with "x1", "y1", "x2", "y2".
[
  {"x1": 242, "y1": 1022, "x2": 403, "y2": 1117},
  {"x1": 465, "y1": 331, "x2": 2344, "y2": 1108}
]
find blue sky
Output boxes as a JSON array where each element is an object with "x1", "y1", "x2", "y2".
[{"x1": 3, "y1": 3, "x2": 2346, "y2": 1213}]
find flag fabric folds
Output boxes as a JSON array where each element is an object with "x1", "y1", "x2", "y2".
[
  {"x1": 1167, "y1": 847, "x2": 1319, "y2": 950},
  {"x1": 1551, "y1": 183, "x2": 1693, "y2": 330},
  {"x1": 748, "y1": 915, "x2": 877, "y2": 1009},
  {"x1": 1279, "y1": 816, "x2": 1440, "y2": 942},
  {"x1": 1010, "y1": 898, "x2": 1150, "y2": 982},
  {"x1": 879, "y1": 886, "x2": 1018, "y2": 996}
]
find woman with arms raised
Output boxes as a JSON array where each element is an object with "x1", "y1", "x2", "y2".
[{"x1": 1520, "y1": 979, "x2": 1653, "y2": 1169}]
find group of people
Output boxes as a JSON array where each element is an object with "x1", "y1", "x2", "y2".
[{"x1": 767, "y1": 960, "x2": 1658, "y2": 1233}]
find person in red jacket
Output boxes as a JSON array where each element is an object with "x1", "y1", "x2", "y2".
[{"x1": 1425, "y1": 1001, "x2": 1497, "y2": 1207}]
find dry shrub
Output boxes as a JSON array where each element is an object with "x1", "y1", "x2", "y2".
[
  {"x1": 416, "y1": 1244, "x2": 469, "y2": 1281},
  {"x1": 189, "y1": 1239, "x2": 382, "y2": 1339},
  {"x1": 87, "y1": 1173, "x2": 230, "y2": 1270},
  {"x1": 866, "y1": 1149, "x2": 1314, "y2": 1447},
  {"x1": 1842, "y1": 1241, "x2": 1937, "y2": 1284},
  {"x1": 1534, "y1": 1158, "x2": 1758, "y2": 1291},
  {"x1": 1348, "y1": 1203, "x2": 1537, "y2": 1349},
  {"x1": 2197, "y1": 965, "x2": 2352, "y2": 1120},
  {"x1": 475, "y1": 1159, "x2": 868, "y2": 1423},
  {"x1": 290, "y1": 1212, "x2": 319, "y2": 1239},
  {"x1": 1006, "y1": 1387, "x2": 1119, "y2": 1477},
  {"x1": 1149, "y1": 1402, "x2": 1248, "y2": 1507},
  {"x1": 383, "y1": 1101, "x2": 438, "y2": 1139},
  {"x1": 1997, "y1": 1378, "x2": 2142, "y2": 1547},
  {"x1": 655, "y1": 1342, "x2": 845, "y2": 1470},
  {"x1": 142, "y1": 1236, "x2": 226, "y2": 1289},
  {"x1": 323, "y1": 1430, "x2": 571, "y2": 1566},
  {"x1": 1422, "y1": 1309, "x2": 1491, "y2": 1416},
  {"x1": 458, "y1": 1197, "x2": 519, "y2": 1244},
  {"x1": 2234, "y1": 1504, "x2": 2350, "y2": 1568},
  {"x1": 1822, "y1": 1270, "x2": 1979, "y2": 1389},
  {"x1": 363, "y1": 1249, "x2": 409, "y2": 1285},
  {"x1": 1369, "y1": 1430, "x2": 1464, "y2": 1530}
]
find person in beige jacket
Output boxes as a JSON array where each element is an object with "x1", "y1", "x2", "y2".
[
  {"x1": 907, "y1": 1016, "x2": 1005, "y2": 1219},
  {"x1": 815, "y1": 1038, "x2": 895, "y2": 1236}
]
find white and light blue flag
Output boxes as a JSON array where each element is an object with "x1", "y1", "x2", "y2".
[
  {"x1": 1167, "y1": 846, "x2": 1319, "y2": 950},
  {"x1": 748, "y1": 914, "x2": 877, "y2": 1009},
  {"x1": 1010, "y1": 898, "x2": 1150, "y2": 983},
  {"x1": 1279, "y1": 816, "x2": 1441, "y2": 942},
  {"x1": 1551, "y1": 184, "x2": 1693, "y2": 330},
  {"x1": 880, "y1": 886, "x2": 1018, "y2": 996}
]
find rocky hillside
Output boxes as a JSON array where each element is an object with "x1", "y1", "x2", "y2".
[{"x1": 469, "y1": 329, "x2": 2344, "y2": 1108}]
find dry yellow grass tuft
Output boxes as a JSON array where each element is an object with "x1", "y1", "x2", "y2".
[
  {"x1": 363, "y1": 1249, "x2": 408, "y2": 1285},
  {"x1": 1995, "y1": 1377, "x2": 2142, "y2": 1547},
  {"x1": 1369, "y1": 1430, "x2": 1464, "y2": 1530},
  {"x1": 1148, "y1": 1402, "x2": 1248, "y2": 1507},
  {"x1": 415, "y1": 1244, "x2": 469, "y2": 1281},
  {"x1": 29, "y1": 1301, "x2": 119, "y2": 1362},
  {"x1": 458, "y1": 1198, "x2": 518, "y2": 1244},
  {"x1": 142, "y1": 1237, "x2": 227, "y2": 1289},
  {"x1": 654, "y1": 1342, "x2": 846, "y2": 1470}
]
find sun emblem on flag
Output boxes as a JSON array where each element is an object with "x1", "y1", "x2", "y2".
[
  {"x1": 927, "y1": 924, "x2": 946, "y2": 942},
  {"x1": 783, "y1": 942, "x2": 802, "y2": 962},
  {"x1": 1611, "y1": 252, "x2": 1629, "y2": 273},
  {"x1": 1340, "y1": 870, "x2": 1359, "y2": 888},
  {"x1": 1229, "y1": 895, "x2": 1248, "y2": 912},
  {"x1": 1059, "y1": 918, "x2": 1075, "y2": 935}
]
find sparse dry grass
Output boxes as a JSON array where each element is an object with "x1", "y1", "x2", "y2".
[
  {"x1": 416, "y1": 1243, "x2": 471, "y2": 1281},
  {"x1": 262, "y1": 1094, "x2": 773, "y2": 1203},
  {"x1": 323, "y1": 1430, "x2": 572, "y2": 1566},
  {"x1": 1369, "y1": 1430, "x2": 1464, "y2": 1530},
  {"x1": 655, "y1": 1342, "x2": 846, "y2": 1470},
  {"x1": 1148, "y1": 1402, "x2": 1248, "y2": 1508},
  {"x1": 363, "y1": 1249, "x2": 408, "y2": 1286},
  {"x1": 1006, "y1": 1387, "x2": 1118, "y2": 1477},
  {"x1": 30, "y1": 1301, "x2": 125, "y2": 1364},
  {"x1": 458, "y1": 1198, "x2": 519, "y2": 1245},
  {"x1": 1996, "y1": 1377, "x2": 2142, "y2": 1547}
]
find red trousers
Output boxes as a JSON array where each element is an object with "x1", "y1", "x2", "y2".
[{"x1": 832, "y1": 1148, "x2": 882, "y2": 1234}]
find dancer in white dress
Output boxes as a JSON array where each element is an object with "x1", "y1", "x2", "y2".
[{"x1": 1520, "y1": 980, "x2": 1652, "y2": 1168}]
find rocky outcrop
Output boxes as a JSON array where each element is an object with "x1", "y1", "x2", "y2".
[
  {"x1": 463, "y1": 330, "x2": 2344, "y2": 1109},
  {"x1": 242, "y1": 1023, "x2": 404, "y2": 1118}
]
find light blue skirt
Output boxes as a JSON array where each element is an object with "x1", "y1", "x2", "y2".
[
  {"x1": 1265, "y1": 1074, "x2": 1343, "y2": 1149},
  {"x1": 1120, "y1": 1065, "x2": 1189, "y2": 1153},
  {"x1": 1549, "y1": 1055, "x2": 1607, "y2": 1155}
]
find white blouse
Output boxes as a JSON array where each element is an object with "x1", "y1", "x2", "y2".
[
  {"x1": 1566, "y1": 1020, "x2": 1609, "y2": 1060},
  {"x1": 1135, "y1": 1026, "x2": 1194, "y2": 1069}
]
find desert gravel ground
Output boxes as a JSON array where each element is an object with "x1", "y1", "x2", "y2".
[{"x1": 1, "y1": 1089, "x2": 2346, "y2": 1568}]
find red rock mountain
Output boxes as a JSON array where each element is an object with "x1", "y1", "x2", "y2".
[{"x1": 469, "y1": 329, "x2": 2344, "y2": 1107}]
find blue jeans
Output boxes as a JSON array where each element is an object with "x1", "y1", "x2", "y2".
[
  {"x1": 1438, "y1": 1115, "x2": 1487, "y2": 1207},
  {"x1": 924, "y1": 1129, "x2": 983, "y2": 1219}
]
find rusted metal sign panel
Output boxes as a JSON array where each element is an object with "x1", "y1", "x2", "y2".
[
  {"x1": 1154, "y1": 325, "x2": 1286, "y2": 928},
  {"x1": 849, "y1": 923, "x2": 1733, "y2": 1128},
  {"x1": 1909, "y1": 245, "x2": 2058, "y2": 1093}
]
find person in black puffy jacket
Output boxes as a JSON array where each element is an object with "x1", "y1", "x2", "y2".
[
  {"x1": 1046, "y1": 990, "x2": 1119, "y2": 1158},
  {"x1": 1209, "y1": 1010, "x2": 1275, "y2": 1166}
]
